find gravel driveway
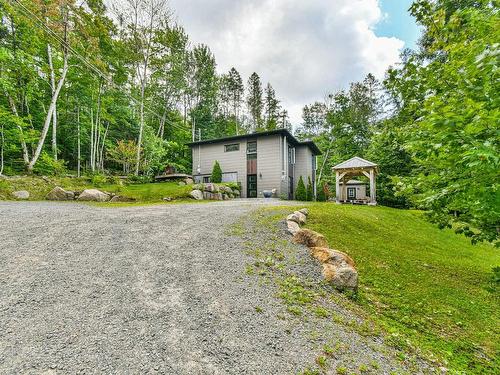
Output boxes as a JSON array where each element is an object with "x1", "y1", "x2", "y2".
[
  {"x1": 0, "y1": 200, "x2": 317, "y2": 374},
  {"x1": 0, "y1": 200, "x2": 427, "y2": 374}
]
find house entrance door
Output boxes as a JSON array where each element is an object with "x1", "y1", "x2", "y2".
[{"x1": 247, "y1": 175, "x2": 257, "y2": 198}]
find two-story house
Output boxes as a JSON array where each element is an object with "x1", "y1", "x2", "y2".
[{"x1": 187, "y1": 129, "x2": 321, "y2": 199}]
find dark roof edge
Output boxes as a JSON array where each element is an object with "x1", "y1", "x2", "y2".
[{"x1": 186, "y1": 129, "x2": 322, "y2": 155}]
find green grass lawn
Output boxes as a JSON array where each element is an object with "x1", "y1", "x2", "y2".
[
  {"x1": 0, "y1": 176, "x2": 192, "y2": 202},
  {"x1": 304, "y1": 203, "x2": 499, "y2": 373}
]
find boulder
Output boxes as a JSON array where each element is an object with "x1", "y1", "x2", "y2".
[
  {"x1": 178, "y1": 181, "x2": 186, "y2": 186},
  {"x1": 109, "y1": 195, "x2": 136, "y2": 203},
  {"x1": 298, "y1": 208, "x2": 309, "y2": 216},
  {"x1": 310, "y1": 247, "x2": 358, "y2": 290},
  {"x1": 286, "y1": 220, "x2": 300, "y2": 235},
  {"x1": 12, "y1": 190, "x2": 29, "y2": 200},
  {"x1": 219, "y1": 185, "x2": 233, "y2": 194},
  {"x1": 190, "y1": 189, "x2": 204, "y2": 200},
  {"x1": 204, "y1": 183, "x2": 219, "y2": 193},
  {"x1": 233, "y1": 189, "x2": 241, "y2": 197},
  {"x1": 77, "y1": 189, "x2": 110, "y2": 202},
  {"x1": 322, "y1": 263, "x2": 358, "y2": 291},
  {"x1": 46, "y1": 186, "x2": 75, "y2": 201},
  {"x1": 184, "y1": 178, "x2": 194, "y2": 185},
  {"x1": 292, "y1": 229, "x2": 328, "y2": 248},
  {"x1": 287, "y1": 211, "x2": 306, "y2": 225}
]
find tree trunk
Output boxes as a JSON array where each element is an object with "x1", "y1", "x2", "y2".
[
  {"x1": 99, "y1": 122, "x2": 109, "y2": 171},
  {"x1": 135, "y1": 81, "x2": 145, "y2": 175},
  {"x1": 6, "y1": 93, "x2": 30, "y2": 164},
  {"x1": 0, "y1": 121, "x2": 4, "y2": 176},
  {"x1": 27, "y1": 54, "x2": 68, "y2": 172},
  {"x1": 47, "y1": 43, "x2": 58, "y2": 161},
  {"x1": 77, "y1": 106, "x2": 81, "y2": 177}
]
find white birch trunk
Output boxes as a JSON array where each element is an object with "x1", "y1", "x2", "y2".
[
  {"x1": 27, "y1": 55, "x2": 68, "y2": 172},
  {"x1": 47, "y1": 43, "x2": 58, "y2": 161}
]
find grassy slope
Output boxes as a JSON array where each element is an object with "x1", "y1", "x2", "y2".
[
  {"x1": 0, "y1": 177, "x2": 192, "y2": 202},
  {"x1": 305, "y1": 203, "x2": 499, "y2": 373}
]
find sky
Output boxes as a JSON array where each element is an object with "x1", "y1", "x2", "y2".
[{"x1": 169, "y1": 0, "x2": 421, "y2": 126}]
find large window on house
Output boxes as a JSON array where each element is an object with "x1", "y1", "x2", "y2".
[{"x1": 224, "y1": 143, "x2": 240, "y2": 152}]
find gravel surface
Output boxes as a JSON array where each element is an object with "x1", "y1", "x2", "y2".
[{"x1": 0, "y1": 200, "x2": 427, "y2": 374}]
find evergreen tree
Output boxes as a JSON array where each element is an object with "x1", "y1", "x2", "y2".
[
  {"x1": 316, "y1": 183, "x2": 327, "y2": 202},
  {"x1": 306, "y1": 176, "x2": 314, "y2": 201},
  {"x1": 246, "y1": 72, "x2": 263, "y2": 131},
  {"x1": 211, "y1": 160, "x2": 222, "y2": 183},
  {"x1": 264, "y1": 83, "x2": 280, "y2": 130},
  {"x1": 295, "y1": 176, "x2": 307, "y2": 201},
  {"x1": 227, "y1": 68, "x2": 244, "y2": 134}
]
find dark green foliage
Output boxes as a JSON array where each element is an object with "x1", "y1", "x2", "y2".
[
  {"x1": 295, "y1": 176, "x2": 307, "y2": 201},
  {"x1": 211, "y1": 160, "x2": 222, "y2": 183},
  {"x1": 306, "y1": 176, "x2": 314, "y2": 201},
  {"x1": 316, "y1": 183, "x2": 327, "y2": 202}
]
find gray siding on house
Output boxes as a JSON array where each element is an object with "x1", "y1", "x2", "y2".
[{"x1": 190, "y1": 132, "x2": 318, "y2": 199}]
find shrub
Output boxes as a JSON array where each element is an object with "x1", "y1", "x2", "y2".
[
  {"x1": 306, "y1": 176, "x2": 314, "y2": 201},
  {"x1": 33, "y1": 152, "x2": 67, "y2": 176},
  {"x1": 211, "y1": 160, "x2": 222, "y2": 183},
  {"x1": 317, "y1": 183, "x2": 327, "y2": 202},
  {"x1": 295, "y1": 176, "x2": 307, "y2": 201},
  {"x1": 91, "y1": 174, "x2": 107, "y2": 187}
]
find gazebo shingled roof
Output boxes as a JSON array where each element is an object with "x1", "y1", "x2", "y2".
[{"x1": 333, "y1": 156, "x2": 377, "y2": 170}]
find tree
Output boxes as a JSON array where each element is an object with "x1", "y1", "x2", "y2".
[
  {"x1": 227, "y1": 67, "x2": 244, "y2": 134},
  {"x1": 317, "y1": 183, "x2": 327, "y2": 202},
  {"x1": 264, "y1": 83, "x2": 280, "y2": 130},
  {"x1": 246, "y1": 72, "x2": 263, "y2": 131},
  {"x1": 306, "y1": 176, "x2": 314, "y2": 201},
  {"x1": 108, "y1": 140, "x2": 137, "y2": 174},
  {"x1": 384, "y1": 0, "x2": 499, "y2": 243},
  {"x1": 295, "y1": 176, "x2": 307, "y2": 201},
  {"x1": 211, "y1": 160, "x2": 222, "y2": 183}
]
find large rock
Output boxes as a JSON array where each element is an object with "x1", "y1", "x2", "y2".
[
  {"x1": 12, "y1": 190, "x2": 29, "y2": 200},
  {"x1": 203, "y1": 191, "x2": 223, "y2": 200},
  {"x1": 46, "y1": 186, "x2": 75, "y2": 201},
  {"x1": 233, "y1": 189, "x2": 241, "y2": 197},
  {"x1": 219, "y1": 185, "x2": 233, "y2": 194},
  {"x1": 77, "y1": 189, "x2": 110, "y2": 202},
  {"x1": 292, "y1": 229, "x2": 328, "y2": 248},
  {"x1": 322, "y1": 263, "x2": 358, "y2": 291},
  {"x1": 178, "y1": 181, "x2": 186, "y2": 186},
  {"x1": 298, "y1": 208, "x2": 309, "y2": 216},
  {"x1": 184, "y1": 178, "x2": 194, "y2": 185},
  {"x1": 204, "y1": 183, "x2": 219, "y2": 193},
  {"x1": 190, "y1": 189, "x2": 204, "y2": 200},
  {"x1": 286, "y1": 212, "x2": 302, "y2": 225},
  {"x1": 293, "y1": 211, "x2": 307, "y2": 225},
  {"x1": 109, "y1": 195, "x2": 136, "y2": 203},
  {"x1": 311, "y1": 247, "x2": 358, "y2": 290},
  {"x1": 286, "y1": 220, "x2": 300, "y2": 235}
]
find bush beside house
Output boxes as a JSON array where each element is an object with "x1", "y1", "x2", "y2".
[
  {"x1": 211, "y1": 161, "x2": 222, "y2": 183},
  {"x1": 295, "y1": 176, "x2": 307, "y2": 201}
]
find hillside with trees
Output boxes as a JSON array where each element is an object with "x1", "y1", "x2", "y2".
[
  {"x1": 296, "y1": 0, "x2": 499, "y2": 245},
  {"x1": 0, "y1": 0, "x2": 290, "y2": 177}
]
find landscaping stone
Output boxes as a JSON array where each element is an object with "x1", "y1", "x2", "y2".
[
  {"x1": 292, "y1": 228, "x2": 328, "y2": 248},
  {"x1": 77, "y1": 189, "x2": 110, "y2": 202},
  {"x1": 12, "y1": 190, "x2": 29, "y2": 200},
  {"x1": 298, "y1": 208, "x2": 309, "y2": 216},
  {"x1": 287, "y1": 212, "x2": 306, "y2": 225},
  {"x1": 190, "y1": 189, "x2": 204, "y2": 200},
  {"x1": 294, "y1": 211, "x2": 307, "y2": 225},
  {"x1": 109, "y1": 195, "x2": 136, "y2": 203},
  {"x1": 286, "y1": 220, "x2": 300, "y2": 235},
  {"x1": 233, "y1": 189, "x2": 240, "y2": 197},
  {"x1": 310, "y1": 247, "x2": 358, "y2": 290},
  {"x1": 204, "y1": 183, "x2": 219, "y2": 193},
  {"x1": 46, "y1": 186, "x2": 75, "y2": 201},
  {"x1": 219, "y1": 185, "x2": 233, "y2": 194},
  {"x1": 322, "y1": 263, "x2": 358, "y2": 291},
  {"x1": 184, "y1": 178, "x2": 194, "y2": 185},
  {"x1": 178, "y1": 181, "x2": 186, "y2": 186}
]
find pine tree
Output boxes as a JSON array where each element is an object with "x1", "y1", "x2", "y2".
[
  {"x1": 246, "y1": 72, "x2": 263, "y2": 131},
  {"x1": 295, "y1": 176, "x2": 307, "y2": 201},
  {"x1": 211, "y1": 160, "x2": 222, "y2": 183},
  {"x1": 264, "y1": 83, "x2": 280, "y2": 130},
  {"x1": 306, "y1": 176, "x2": 314, "y2": 201},
  {"x1": 228, "y1": 67, "x2": 244, "y2": 134}
]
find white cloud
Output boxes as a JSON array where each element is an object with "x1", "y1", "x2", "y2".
[{"x1": 169, "y1": 0, "x2": 405, "y2": 126}]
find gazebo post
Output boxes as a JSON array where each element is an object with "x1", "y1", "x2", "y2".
[
  {"x1": 335, "y1": 171, "x2": 340, "y2": 204},
  {"x1": 368, "y1": 168, "x2": 377, "y2": 205}
]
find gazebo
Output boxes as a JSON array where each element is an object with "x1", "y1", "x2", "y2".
[{"x1": 333, "y1": 156, "x2": 378, "y2": 205}]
